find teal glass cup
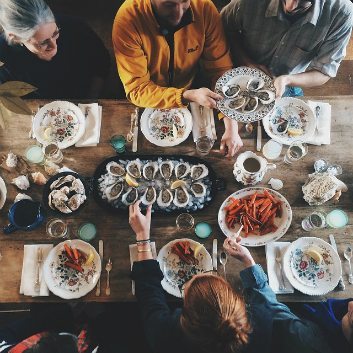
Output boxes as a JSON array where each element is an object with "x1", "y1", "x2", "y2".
[{"x1": 110, "y1": 135, "x2": 126, "y2": 153}]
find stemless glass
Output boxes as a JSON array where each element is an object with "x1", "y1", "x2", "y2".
[
  {"x1": 25, "y1": 144, "x2": 45, "y2": 164},
  {"x1": 284, "y1": 140, "x2": 308, "y2": 164},
  {"x1": 43, "y1": 142, "x2": 63, "y2": 164},
  {"x1": 46, "y1": 218, "x2": 69, "y2": 239},
  {"x1": 195, "y1": 136, "x2": 214, "y2": 155},
  {"x1": 176, "y1": 213, "x2": 195, "y2": 232},
  {"x1": 301, "y1": 212, "x2": 326, "y2": 231},
  {"x1": 110, "y1": 135, "x2": 126, "y2": 153}
]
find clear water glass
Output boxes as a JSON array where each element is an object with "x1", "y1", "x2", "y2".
[
  {"x1": 301, "y1": 212, "x2": 326, "y2": 231},
  {"x1": 284, "y1": 140, "x2": 308, "y2": 164},
  {"x1": 195, "y1": 136, "x2": 214, "y2": 155},
  {"x1": 46, "y1": 218, "x2": 68, "y2": 238},
  {"x1": 176, "y1": 213, "x2": 195, "y2": 232},
  {"x1": 44, "y1": 142, "x2": 63, "y2": 164}
]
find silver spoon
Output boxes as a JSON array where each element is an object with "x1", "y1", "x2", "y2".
[
  {"x1": 219, "y1": 252, "x2": 228, "y2": 279},
  {"x1": 343, "y1": 246, "x2": 353, "y2": 284},
  {"x1": 105, "y1": 258, "x2": 113, "y2": 295}
]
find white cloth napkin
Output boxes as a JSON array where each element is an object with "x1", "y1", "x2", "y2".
[
  {"x1": 265, "y1": 241, "x2": 294, "y2": 294},
  {"x1": 20, "y1": 244, "x2": 53, "y2": 297},
  {"x1": 190, "y1": 103, "x2": 217, "y2": 142},
  {"x1": 129, "y1": 242, "x2": 157, "y2": 295},
  {"x1": 306, "y1": 100, "x2": 331, "y2": 145},
  {"x1": 75, "y1": 103, "x2": 102, "y2": 147}
]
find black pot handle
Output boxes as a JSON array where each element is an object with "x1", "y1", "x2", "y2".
[{"x1": 214, "y1": 178, "x2": 226, "y2": 191}]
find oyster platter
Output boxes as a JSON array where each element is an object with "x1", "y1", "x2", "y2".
[
  {"x1": 215, "y1": 67, "x2": 276, "y2": 123},
  {"x1": 93, "y1": 156, "x2": 216, "y2": 213}
]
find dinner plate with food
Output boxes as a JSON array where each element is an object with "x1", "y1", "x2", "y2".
[
  {"x1": 43, "y1": 239, "x2": 101, "y2": 299},
  {"x1": 140, "y1": 108, "x2": 193, "y2": 147},
  {"x1": 283, "y1": 237, "x2": 341, "y2": 295},
  {"x1": 218, "y1": 187, "x2": 292, "y2": 247},
  {"x1": 157, "y1": 238, "x2": 212, "y2": 298},
  {"x1": 33, "y1": 101, "x2": 86, "y2": 149},
  {"x1": 0, "y1": 176, "x2": 7, "y2": 209},
  {"x1": 263, "y1": 97, "x2": 316, "y2": 145},
  {"x1": 215, "y1": 66, "x2": 276, "y2": 123}
]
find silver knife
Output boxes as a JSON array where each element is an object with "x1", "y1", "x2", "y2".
[
  {"x1": 96, "y1": 240, "x2": 104, "y2": 296},
  {"x1": 329, "y1": 234, "x2": 345, "y2": 291},
  {"x1": 132, "y1": 108, "x2": 139, "y2": 152},
  {"x1": 256, "y1": 120, "x2": 262, "y2": 151},
  {"x1": 212, "y1": 239, "x2": 218, "y2": 273}
]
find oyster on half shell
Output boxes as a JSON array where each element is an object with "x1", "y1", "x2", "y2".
[
  {"x1": 126, "y1": 160, "x2": 142, "y2": 179},
  {"x1": 256, "y1": 90, "x2": 275, "y2": 105},
  {"x1": 159, "y1": 160, "x2": 174, "y2": 180},
  {"x1": 175, "y1": 162, "x2": 190, "y2": 179},
  {"x1": 122, "y1": 187, "x2": 139, "y2": 205},
  {"x1": 143, "y1": 161, "x2": 159, "y2": 181},
  {"x1": 222, "y1": 84, "x2": 240, "y2": 98},
  {"x1": 157, "y1": 188, "x2": 173, "y2": 208},
  {"x1": 105, "y1": 182, "x2": 124, "y2": 202},
  {"x1": 68, "y1": 194, "x2": 86, "y2": 211},
  {"x1": 106, "y1": 161, "x2": 125, "y2": 177},
  {"x1": 226, "y1": 96, "x2": 246, "y2": 110},
  {"x1": 191, "y1": 182, "x2": 206, "y2": 197},
  {"x1": 141, "y1": 186, "x2": 157, "y2": 205},
  {"x1": 173, "y1": 187, "x2": 190, "y2": 208},
  {"x1": 246, "y1": 77, "x2": 264, "y2": 91},
  {"x1": 190, "y1": 164, "x2": 208, "y2": 180},
  {"x1": 242, "y1": 97, "x2": 258, "y2": 113}
]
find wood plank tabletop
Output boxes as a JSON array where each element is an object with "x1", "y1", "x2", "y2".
[{"x1": 0, "y1": 97, "x2": 352, "y2": 304}]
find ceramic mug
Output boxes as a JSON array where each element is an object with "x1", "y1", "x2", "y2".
[
  {"x1": 3, "y1": 199, "x2": 46, "y2": 234},
  {"x1": 233, "y1": 151, "x2": 276, "y2": 186}
]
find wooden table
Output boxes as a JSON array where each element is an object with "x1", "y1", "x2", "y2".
[{"x1": 0, "y1": 97, "x2": 352, "y2": 304}]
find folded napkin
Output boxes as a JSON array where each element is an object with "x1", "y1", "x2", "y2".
[
  {"x1": 20, "y1": 244, "x2": 53, "y2": 297},
  {"x1": 75, "y1": 103, "x2": 102, "y2": 147},
  {"x1": 306, "y1": 100, "x2": 331, "y2": 145},
  {"x1": 265, "y1": 242, "x2": 294, "y2": 294},
  {"x1": 190, "y1": 103, "x2": 217, "y2": 142},
  {"x1": 129, "y1": 242, "x2": 157, "y2": 295}
]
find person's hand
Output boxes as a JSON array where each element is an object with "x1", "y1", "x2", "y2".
[
  {"x1": 129, "y1": 201, "x2": 152, "y2": 241},
  {"x1": 223, "y1": 236, "x2": 255, "y2": 268},
  {"x1": 183, "y1": 88, "x2": 223, "y2": 109},
  {"x1": 273, "y1": 75, "x2": 291, "y2": 98},
  {"x1": 220, "y1": 117, "x2": 243, "y2": 157}
]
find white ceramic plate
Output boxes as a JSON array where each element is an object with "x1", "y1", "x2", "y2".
[
  {"x1": 283, "y1": 237, "x2": 341, "y2": 295},
  {"x1": 218, "y1": 187, "x2": 292, "y2": 247},
  {"x1": 33, "y1": 101, "x2": 86, "y2": 149},
  {"x1": 157, "y1": 238, "x2": 212, "y2": 298},
  {"x1": 43, "y1": 239, "x2": 101, "y2": 299},
  {"x1": 215, "y1": 67, "x2": 275, "y2": 123},
  {"x1": 140, "y1": 108, "x2": 193, "y2": 147},
  {"x1": 263, "y1": 97, "x2": 316, "y2": 145},
  {"x1": 0, "y1": 176, "x2": 7, "y2": 209}
]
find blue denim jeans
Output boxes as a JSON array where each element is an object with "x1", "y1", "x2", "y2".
[{"x1": 282, "y1": 86, "x2": 304, "y2": 97}]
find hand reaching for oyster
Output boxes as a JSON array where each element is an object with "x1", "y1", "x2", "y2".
[
  {"x1": 182, "y1": 88, "x2": 223, "y2": 109},
  {"x1": 221, "y1": 118, "x2": 243, "y2": 157}
]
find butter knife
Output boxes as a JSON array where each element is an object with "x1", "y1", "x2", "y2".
[
  {"x1": 256, "y1": 120, "x2": 262, "y2": 151},
  {"x1": 212, "y1": 239, "x2": 218, "y2": 273},
  {"x1": 132, "y1": 108, "x2": 139, "y2": 152},
  {"x1": 96, "y1": 240, "x2": 104, "y2": 296},
  {"x1": 329, "y1": 234, "x2": 345, "y2": 291}
]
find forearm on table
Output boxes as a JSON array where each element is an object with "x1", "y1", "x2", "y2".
[{"x1": 282, "y1": 70, "x2": 330, "y2": 88}]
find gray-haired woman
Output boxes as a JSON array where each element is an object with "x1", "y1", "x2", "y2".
[{"x1": 0, "y1": 0, "x2": 110, "y2": 98}]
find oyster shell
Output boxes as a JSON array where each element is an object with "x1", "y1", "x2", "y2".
[
  {"x1": 141, "y1": 186, "x2": 157, "y2": 205},
  {"x1": 48, "y1": 189, "x2": 68, "y2": 210},
  {"x1": 59, "y1": 186, "x2": 70, "y2": 195},
  {"x1": 190, "y1": 182, "x2": 206, "y2": 197},
  {"x1": 68, "y1": 194, "x2": 86, "y2": 211},
  {"x1": 6, "y1": 152, "x2": 17, "y2": 168},
  {"x1": 50, "y1": 175, "x2": 76, "y2": 190},
  {"x1": 256, "y1": 90, "x2": 275, "y2": 104},
  {"x1": 246, "y1": 77, "x2": 264, "y2": 91},
  {"x1": 11, "y1": 175, "x2": 30, "y2": 190},
  {"x1": 242, "y1": 97, "x2": 258, "y2": 113},
  {"x1": 31, "y1": 172, "x2": 47, "y2": 185},
  {"x1": 122, "y1": 187, "x2": 139, "y2": 205},
  {"x1": 222, "y1": 84, "x2": 240, "y2": 98},
  {"x1": 175, "y1": 162, "x2": 190, "y2": 179},
  {"x1": 157, "y1": 188, "x2": 173, "y2": 208},
  {"x1": 190, "y1": 164, "x2": 208, "y2": 180},
  {"x1": 14, "y1": 193, "x2": 32, "y2": 203},
  {"x1": 53, "y1": 200, "x2": 72, "y2": 214},
  {"x1": 159, "y1": 160, "x2": 174, "y2": 180},
  {"x1": 70, "y1": 178, "x2": 85, "y2": 194},
  {"x1": 143, "y1": 161, "x2": 159, "y2": 181},
  {"x1": 173, "y1": 187, "x2": 190, "y2": 208},
  {"x1": 226, "y1": 96, "x2": 246, "y2": 110},
  {"x1": 275, "y1": 120, "x2": 288, "y2": 134},
  {"x1": 126, "y1": 160, "x2": 142, "y2": 179},
  {"x1": 44, "y1": 161, "x2": 60, "y2": 176},
  {"x1": 105, "y1": 182, "x2": 124, "y2": 201},
  {"x1": 106, "y1": 161, "x2": 125, "y2": 177}
]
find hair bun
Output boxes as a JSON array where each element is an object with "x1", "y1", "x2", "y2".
[{"x1": 219, "y1": 318, "x2": 237, "y2": 341}]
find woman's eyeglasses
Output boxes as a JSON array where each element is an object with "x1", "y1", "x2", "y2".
[{"x1": 28, "y1": 27, "x2": 60, "y2": 50}]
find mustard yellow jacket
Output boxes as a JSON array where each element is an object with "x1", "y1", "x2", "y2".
[{"x1": 113, "y1": 0, "x2": 233, "y2": 108}]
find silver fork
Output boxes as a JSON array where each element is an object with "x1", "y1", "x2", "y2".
[
  {"x1": 314, "y1": 105, "x2": 321, "y2": 135},
  {"x1": 275, "y1": 247, "x2": 285, "y2": 291},
  {"x1": 34, "y1": 248, "x2": 43, "y2": 292}
]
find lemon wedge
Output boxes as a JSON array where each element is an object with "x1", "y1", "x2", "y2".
[
  {"x1": 194, "y1": 244, "x2": 204, "y2": 258},
  {"x1": 125, "y1": 174, "x2": 139, "y2": 187},
  {"x1": 171, "y1": 179, "x2": 187, "y2": 190},
  {"x1": 305, "y1": 248, "x2": 323, "y2": 264},
  {"x1": 172, "y1": 124, "x2": 178, "y2": 139},
  {"x1": 85, "y1": 249, "x2": 95, "y2": 266},
  {"x1": 287, "y1": 128, "x2": 304, "y2": 137},
  {"x1": 43, "y1": 127, "x2": 52, "y2": 140}
]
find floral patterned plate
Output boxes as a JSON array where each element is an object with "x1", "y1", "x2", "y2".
[
  {"x1": 215, "y1": 66, "x2": 276, "y2": 123},
  {"x1": 43, "y1": 239, "x2": 101, "y2": 299},
  {"x1": 157, "y1": 238, "x2": 212, "y2": 298},
  {"x1": 283, "y1": 237, "x2": 341, "y2": 296},
  {"x1": 140, "y1": 108, "x2": 193, "y2": 147},
  {"x1": 0, "y1": 176, "x2": 7, "y2": 209},
  {"x1": 263, "y1": 98, "x2": 316, "y2": 145},
  {"x1": 33, "y1": 101, "x2": 86, "y2": 149},
  {"x1": 218, "y1": 187, "x2": 292, "y2": 247}
]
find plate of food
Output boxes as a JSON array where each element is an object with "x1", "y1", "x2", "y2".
[
  {"x1": 283, "y1": 237, "x2": 341, "y2": 295},
  {"x1": 218, "y1": 187, "x2": 292, "y2": 247},
  {"x1": 140, "y1": 108, "x2": 193, "y2": 147},
  {"x1": 263, "y1": 97, "x2": 316, "y2": 145},
  {"x1": 43, "y1": 239, "x2": 101, "y2": 299},
  {"x1": 0, "y1": 176, "x2": 7, "y2": 209},
  {"x1": 157, "y1": 238, "x2": 212, "y2": 298},
  {"x1": 215, "y1": 67, "x2": 276, "y2": 123},
  {"x1": 33, "y1": 101, "x2": 86, "y2": 149},
  {"x1": 42, "y1": 172, "x2": 88, "y2": 215}
]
